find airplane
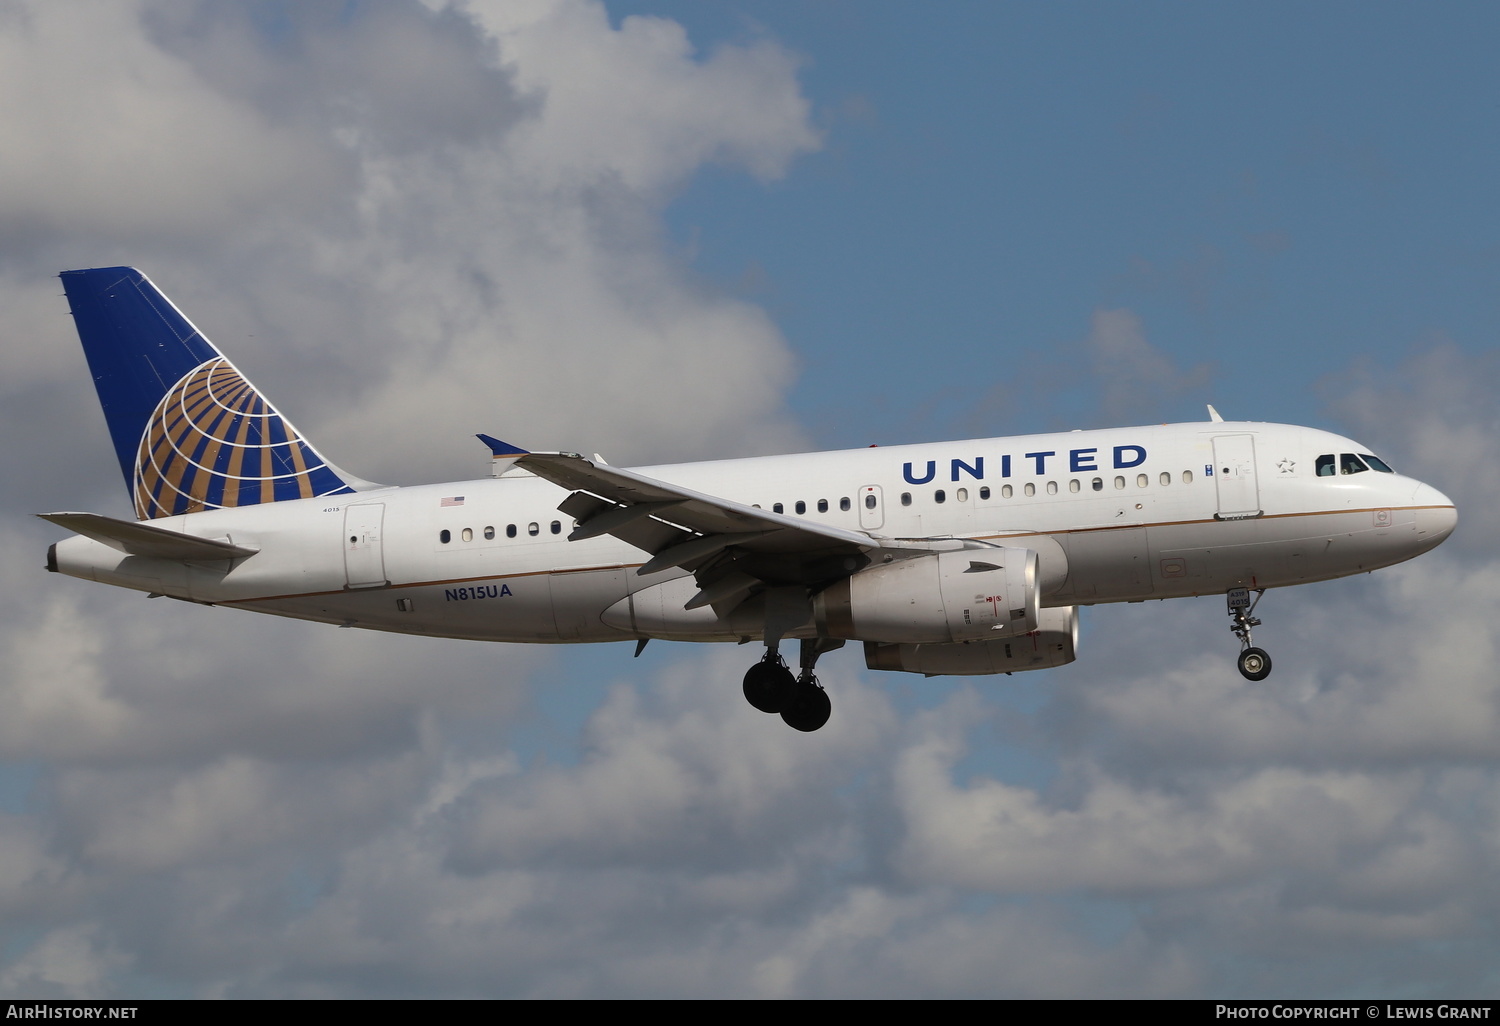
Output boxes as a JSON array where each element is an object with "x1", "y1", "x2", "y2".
[{"x1": 40, "y1": 267, "x2": 1458, "y2": 732}]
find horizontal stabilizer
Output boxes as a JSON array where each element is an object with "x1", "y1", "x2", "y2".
[{"x1": 37, "y1": 512, "x2": 258, "y2": 562}]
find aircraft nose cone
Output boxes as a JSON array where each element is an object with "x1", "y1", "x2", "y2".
[{"x1": 1411, "y1": 482, "x2": 1457, "y2": 551}]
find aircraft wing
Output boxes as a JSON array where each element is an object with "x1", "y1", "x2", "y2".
[
  {"x1": 481, "y1": 438, "x2": 915, "y2": 602},
  {"x1": 38, "y1": 512, "x2": 259, "y2": 562},
  {"x1": 517, "y1": 451, "x2": 879, "y2": 549}
]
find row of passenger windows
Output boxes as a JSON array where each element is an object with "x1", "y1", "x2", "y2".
[
  {"x1": 900, "y1": 471, "x2": 1194, "y2": 504},
  {"x1": 439, "y1": 521, "x2": 565, "y2": 544},
  {"x1": 765, "y1": 498, "x2": 853, "y2": 514},
  {"x1": 762, "y1": 470, "x2": 1196, "y2": 515},
  {"x1": 439, "y1": 467, "x2": 1200, "y2": 544}
]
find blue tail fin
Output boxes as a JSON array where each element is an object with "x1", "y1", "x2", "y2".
[{"x1": 60, "y1": 267, "x2": 364, "y2": 520}]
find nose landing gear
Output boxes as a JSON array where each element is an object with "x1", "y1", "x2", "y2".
[
  {"x1": 742, "y1": 638, "x2": 842, "y2": 731},
  {"x1": 1227, "y1": 586, "x2": 1272, "y2": 681}
]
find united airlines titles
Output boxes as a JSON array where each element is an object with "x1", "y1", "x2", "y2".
[{"x1": 903, "y1": 445, "x2": 1148, "y2": 485}]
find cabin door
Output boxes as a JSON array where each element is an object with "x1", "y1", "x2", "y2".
[
  {"x1": 343, "y1": 504, "x2": 388, "y2": 588},
  {"x1": 1211, "y1": 435, "x2": 1261, "y2": 519}
]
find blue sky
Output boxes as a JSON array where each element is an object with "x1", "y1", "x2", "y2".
[
  {"x1": 623, "y1": 1, "x2": 1500, "y2": 444},
  {"x1": 0, "y1": 0, "x2": 1496, "y2": 998}
]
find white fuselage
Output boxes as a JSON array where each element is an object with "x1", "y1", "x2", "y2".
[{"x1": 51, "y1": 421, "x2": 1457, "y2": 645}]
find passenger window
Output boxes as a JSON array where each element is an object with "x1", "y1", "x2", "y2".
[
  {"x1": 1340, "y1": 453, "x2": 1369, "y2": 475},
  {"x1": 507, "y1": 524, "x2": 517, "y2": 538},
  {"x1": 528, "y1": 522, "x2": 539, "y2": 536},
  {"x1": 1137, "y1": 474, "x2": 1149, "y2": 488},
  {"x1": 1182, "y1": 470, "x2": 1193, "y2": 484},
  {"x1": 1114, "y1": 476, "x2": 1125, "y2": 490},
  {"x1": 1001, "y1": 484, "x2": 1013, "y2": 498},
  {"x1": 1046, "y1": 481, "x2": 1058, "y2": 495},
  {"x1": 1092, "y1": 478, "x2": 1103, "y2": 491},
  {"x1": 461, "y1": 527, "x2": 473, "y2": 542},
  {"x1": 1316, "y1": 454, "x2": 1335, "y2": 477},
  {"x1": 818, "y1": 499, "x2": 828, "y2": 513},
  {"x1": 864, "y1": 494, "x2": 877, "y2": 510},
  {"x1": 1362, "y1": 453, "x2": 1395, "y2": 473},
  {"x1": 934, "y1": 489, "x2": 946, "y2": 504},
  {"x1": 841, "y1": 497, "x2": 851, "y2": 512},
  {"x1": 484, "y1": 526, "x2": 495, "y2": 540},
  {"x1": 795, "y1": 500, "x2": 806, "y2": 514},
  {"x1": 1160, "y1": 472, "x2": 1172, "y2": 486},
  {"x1": 551, "y1": 521, "x2": 562, "y2": 534},
  {"x1": 980, "y1": 486, "x2": 991, "y2": 500},
  {"x1": 901, "y1": 492, "x2": 912, "y2": 506},
  {"x1": 1068, "y1": 480, "x2": 1080, "y2": 493},
  {"x1": 1024, "y1": 483, "x2": 1035, "y2": 497},
  {"x1": 773, "y1": 503, "x2": 784, "y2": 514},
  {"x1": 956, "y1": 488, "x2": 968, "y2": 502},
  {"x1": 440, "y1": 529, "x2": 451, "y2": 544}
]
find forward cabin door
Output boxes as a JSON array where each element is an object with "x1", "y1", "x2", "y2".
[
  {"x1": 1211, "y1": 435, "x2": 1261, "y2": 519},
  {"x1": 343, "y1": 503, "x2": 388, "y2": 588}
]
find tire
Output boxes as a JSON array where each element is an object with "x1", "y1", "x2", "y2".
[
  {"x1": 780, "y1": 683, "x2": 832, "y2": 732},
  {"x1": 743, "y1": 660, "x2": 794, "y2": 713},
  {"x1": 1238, "y1": 646, "x2": 1272, "y2": 682}
]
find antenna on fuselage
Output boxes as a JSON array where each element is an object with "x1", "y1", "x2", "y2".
[{"x1": 1207, "y1": 405, "x2": 1224, "y2": 423}]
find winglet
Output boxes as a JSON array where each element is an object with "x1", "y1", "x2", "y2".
[
  {"x1": 1207, "y1": 404, "x2": 1224, "y2": 423},
  {"x1": 477, "y1": 434, "x2": 529, "y2": 456},
  {"x1": 477, "y1": 434, "x2": 529, "y2": 478}
]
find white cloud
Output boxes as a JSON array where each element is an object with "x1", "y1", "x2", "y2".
[
  {"x1": 0, "y1": 926, "x2": 126, "y2": 999},
  {"x1": 1, "y1": 0, "x2": 819, "y2": 490},
  {"x1": 467, "y1": 0, "x2": 818, "y2": 191},
  {"x1": 1085, "y1": 308, "x2": 1212, "y2": 423},
  {"x1": 0, "y1": 2, "x2": 336, "y2": 242},
  {"x1": 1327, "y1": 341, "x2": 1499, "y2": 553}
]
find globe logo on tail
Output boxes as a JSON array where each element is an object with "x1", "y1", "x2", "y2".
[{"x1": 133, "y1": 357, "x2": 353, "y2": 519}]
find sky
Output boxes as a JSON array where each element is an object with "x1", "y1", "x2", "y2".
[{"x1": 0, "y1": 0, "x2": 1497, "y2": 998}]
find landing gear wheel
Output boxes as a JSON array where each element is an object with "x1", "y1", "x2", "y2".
[
  {"x1": 1227, "y1": 587, "x2": 1272, "y2": 682},
  {"x1": 779, "y1": 679, "x2": 832, "y2": 732},
  {"x1": 743, "y1": 658, "x2": 795, "y2": 714},
  {"x1": 1238, "y1": 646, "x2": 1272, "y2": 682}
]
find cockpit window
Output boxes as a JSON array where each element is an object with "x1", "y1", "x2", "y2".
[
  {"x1": 1316, "y1": 454, "x2": 1335, "y2": 477},
  {"x1": 1361, "y1": 453, "x2": 1395, "y2": 473},
  {"x1": 1340, "y1": 453, "x2": 1369, "y2": 475}
]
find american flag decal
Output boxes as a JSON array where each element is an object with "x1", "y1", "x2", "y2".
[{"x1": 441, "y1": 496, "x2": 465, "y2": 507}]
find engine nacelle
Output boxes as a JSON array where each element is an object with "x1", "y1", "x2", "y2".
[
  {"x1": 812, "y1": 547, "x2": 1038, "y2": 644},
  {"x1": 863, "y1": 605, "x2": 1079, "y2": 676}
]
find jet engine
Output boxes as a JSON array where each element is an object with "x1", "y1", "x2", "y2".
[
  {"x1": 812, "y1": 547, "x2": 1039, "y2": 644},
  {"x1": 863, "y1": 604, "x2": 1078, "y2": 676}
]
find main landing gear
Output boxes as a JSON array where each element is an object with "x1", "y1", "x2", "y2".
[
  {"x1": 1227, "y1": 586, "x2": 1272, "y2": 682},
  {"x1": 742, "y1": 639, "x2": 843, "y2": 732}
]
